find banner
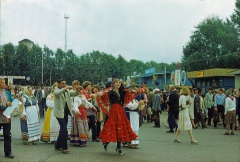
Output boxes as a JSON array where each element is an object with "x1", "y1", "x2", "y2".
[
  {"x1": 181, "y1": 70, "x2": 186, "y2": 85},
  {"x1": 175, "y1": 69, "x2": 181, "y2": 86}
]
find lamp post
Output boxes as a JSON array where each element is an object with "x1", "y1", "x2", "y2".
[{"x1": 41, "y1": 52, "x2": 43, "y2": 84}]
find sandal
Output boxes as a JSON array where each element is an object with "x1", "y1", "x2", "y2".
[
  {"x1": 174, "y1": 139, "x2": 182, "y2": 143},
  {"x1": 224, "y1": 132, "x2": 229, "y2": 135}
]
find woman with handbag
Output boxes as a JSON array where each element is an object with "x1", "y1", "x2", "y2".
[{"x1": 174, "y1": 87, "x2": 199, "y2": 144}]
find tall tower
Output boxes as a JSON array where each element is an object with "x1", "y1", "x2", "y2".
[
  {"x1": 64, "y1": 13, "x2": 70, "y2": 53},
  {"x1": 0, "y1": 0, "x2": 2, "y2": 46}
]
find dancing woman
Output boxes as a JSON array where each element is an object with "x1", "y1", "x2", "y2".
[{"x1": 97, "y1": 79, "x2": 137, "y2": 155}]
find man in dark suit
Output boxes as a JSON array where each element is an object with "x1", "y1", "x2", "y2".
[{"x1": 166, "y1": 84, "x2": 179, "y2": 133}]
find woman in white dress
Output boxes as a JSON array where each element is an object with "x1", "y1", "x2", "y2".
[
  {"x1": 174, "y1": 87, "x2": 198, "y2": 144},
  {"x1": 19, "y1": 86, "x2": 41, "y2": 145}
]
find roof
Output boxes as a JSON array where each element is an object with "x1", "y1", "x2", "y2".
[
  {"x1": 18, "y1": 39, "x2": 34, "y2": 44},
  {"x1": 229, "y1": 69, "x2": 240, "y2": 75},
  {"x1": 187, "y1": 68, "x2": 236, "y2": 78},
  {"x1": 141, "y1": 70, "x2": 171, "y2": 78}
]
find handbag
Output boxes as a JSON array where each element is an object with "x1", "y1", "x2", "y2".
[
  {"x1": 151, "y1": 112, "x2": 158, "y2": 122},
  {"x1": 0, "y1": 114, "x2": 10, "y2": 124},
  {"x1": 147, "y1": 107, "x2": 152, "y2": 115},
  {"x1": 139, "y1": 104, "x2": 144, "y2": 110}
]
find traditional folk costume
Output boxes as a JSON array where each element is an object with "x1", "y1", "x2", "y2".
[
  {"x1": 97, "y1": 89, "x2": 138, "y2": 143},
  {"x1": 70, "y1": 95, "x2": 94, "y2": 146},
  {"x1": 19, "y1": 87, "x2": 41, "y2": 144},
  {"x1": 125, "y1": 98, "x2": 140, "y2": 148},
  {"x1": 40, "y1": 92, "x2": 60, "y2": 142},
  {"x1": 82, "y1": 89, "x2": 99, "y2": 142}
]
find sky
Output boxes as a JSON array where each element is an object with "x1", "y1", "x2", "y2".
[{"x1": 1, "y1": 0, "x2": 236, "y2": 63}]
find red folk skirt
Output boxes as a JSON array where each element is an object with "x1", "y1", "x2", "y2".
[{"x1": 99, "y1": 103, "x2": 137, "y2": 143}]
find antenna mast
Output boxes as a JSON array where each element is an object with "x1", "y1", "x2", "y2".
[
  {"x1": 64, "y1": 13, "x2": 69, "y2": 52},
  {"x1": 0, "y1": 0, "x2": 2, "y2": 46}
]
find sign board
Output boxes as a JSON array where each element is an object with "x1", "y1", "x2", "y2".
[
  {"x1": 181, "y1": 70, "x2": 186, "y2": 85},
  {"x1": 175, "y1": 69, "x2": 181, "y2": 86},
  {"x1": 196, "y1": 71, "x2": 204, "y2": 77},
  {"x1": 171, "y1": 71, "x2": 175, "y2": 83},
  {"x1": 144, "y1": 67, "x2": 156, "y2": 74}
]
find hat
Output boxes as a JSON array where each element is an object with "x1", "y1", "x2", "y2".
[
  {"x1": 154, "y1": 88, "x2": 160, "y2": 92},
  {"x1": 163, "y1": 90, "x2": 168, "y2": 93},
  {"x1": 208, "y1": 87, "x2": 213, "y2": 90}
]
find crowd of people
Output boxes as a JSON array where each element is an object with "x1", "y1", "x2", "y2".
[{"x1": 0, "y1": 77, "x2": 239, "y2": 159}]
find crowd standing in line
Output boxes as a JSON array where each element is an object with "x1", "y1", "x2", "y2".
[{"x1": 0, "y1": 77, "x2": 239, "y2": 159}]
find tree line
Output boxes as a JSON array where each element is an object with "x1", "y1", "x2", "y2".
[{"x1": 0, "y1": 43, "x2": 178, "y2": 86}]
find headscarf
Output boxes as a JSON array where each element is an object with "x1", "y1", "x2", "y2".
[
  {"x1": 23, "y1": 86, "x2": 32, "y2": 96},
  {"x1": 51, "y1": 82, "x2": 58, "y2": 93}
]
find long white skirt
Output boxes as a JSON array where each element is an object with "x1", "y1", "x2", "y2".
[
  {"x1": 21, "y1": 105, "x2": 41, "y2": 142},
  {"x1": 126, "y1": 111, "x2": 139, "y2": 145},
  {"x1": 49, "y1": 109, "x2": 60, "y2": 142},
  {"x1": 178, "y1": 108, "x2": 192, "y2": 131}
]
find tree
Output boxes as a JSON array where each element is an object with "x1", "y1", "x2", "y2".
[
  {"x1": 182, "y1": 16, "x2": 239, "y2": 71},
  {"x1": 231, "y1": 0, "x2": 240, "y2": 34},
  {"x1": 1, "y1": 43, "x2": 16, "y2": 75}
]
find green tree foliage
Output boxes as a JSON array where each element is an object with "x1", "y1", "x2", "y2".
[
  {"x1": 1, "y1": 43, "x2": 16, "y2": 75},
  {"x1": 231, "y1": 0, "x2": 240, "y2": 33},
  {"x1": 183, "y1": 15, "x2": 240, "y2": 71}
]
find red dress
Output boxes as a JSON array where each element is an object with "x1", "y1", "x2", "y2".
[{"x1": 98, "y1": 90, "x2": 137, "y2": 143}]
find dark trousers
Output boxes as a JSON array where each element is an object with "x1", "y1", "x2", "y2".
[
  {"x1": 88, "y1": 115, "x2": 97, "y2": 141},
  {"x1": 194, "y1": 110, "x2": 205, "y2": 126},
  {"x1": 207, "y1": 107, "x2": 213, "y2": 125},
  {"x1": 217, "y1": 105, "x2": 225, "y2": 127},
  {"x1": 168, "y1": 111, "x2": 178, "y2": 131},
  {"x1": 55, "y1": 110, "x2": 69, "y2": 150},
  {"x1": 153, "y1": 110, "x2": 160, "y2": 127},
  {"x1": 139, "y1": 110, "x2": 143, "y2": 127},
  {"x1": 96, "y1": 122, "x2": 101, "y2": 138},
  {"x1": 0, "y1": 123, "x2": 12, "y2": 155},
  {"x1": 39, "y1": 98, "x2": 46, "y2": 118}
]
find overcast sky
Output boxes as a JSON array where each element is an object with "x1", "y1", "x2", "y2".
[{"x1": 1, "y1": 0, "x2": 236, "y2": 63}]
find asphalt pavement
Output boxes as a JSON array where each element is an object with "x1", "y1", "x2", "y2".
[{"x1": 0, "y1": 112, "x2": 239, "y2": 162}]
